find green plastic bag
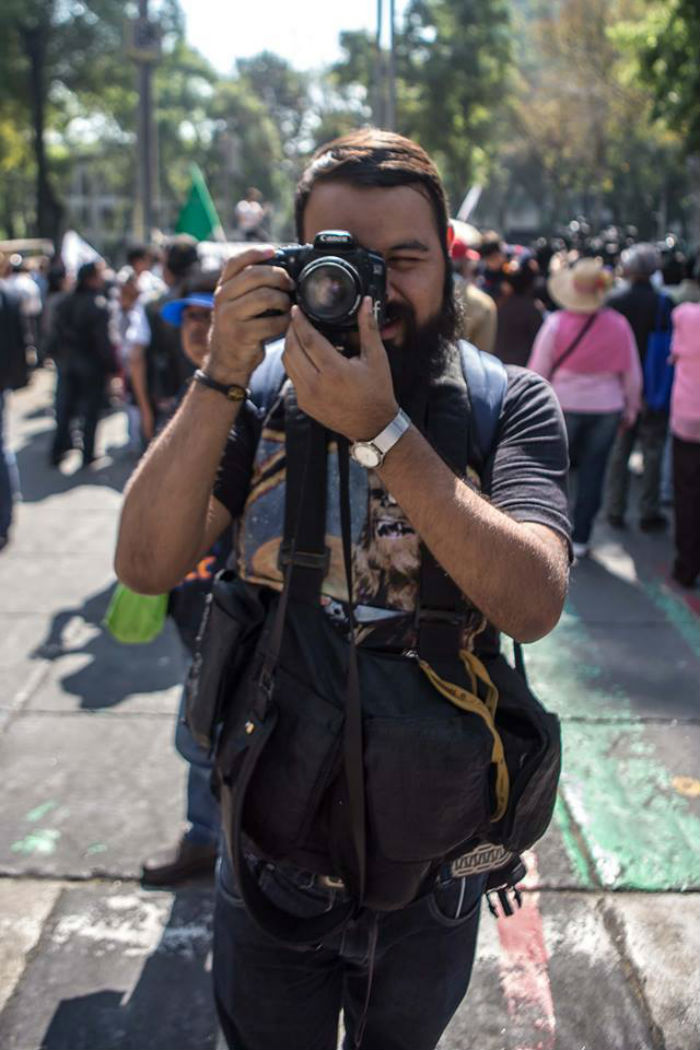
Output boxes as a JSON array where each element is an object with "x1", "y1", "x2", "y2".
[{"x1": 104, "y1": 583, "x2": 168, "y2": 644}]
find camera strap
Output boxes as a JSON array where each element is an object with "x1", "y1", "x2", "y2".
[
  {"x1": 229, "y1": 390, "x2": 359, "y2": 944},
  {"x1": 278, "y1": 384, "x2": 330, "y2": 600}
]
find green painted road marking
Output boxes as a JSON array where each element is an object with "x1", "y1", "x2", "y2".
[
  {"x1": 25, "y1": 801, "x2": 58, "y2": 823},
  {"x1": 527, "y1": 600, "x2": 700, "y2": 891},
  {"x1": 642, "y1": 579, "x2": 700, "y2": 659},
  {"x1": 11, "y1": 829, "x2": 60, "y2": 856}
]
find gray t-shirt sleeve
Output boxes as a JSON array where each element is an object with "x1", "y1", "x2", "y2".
[{"x1": 482, "y1": 365, "x2": 571, "y2": 551}]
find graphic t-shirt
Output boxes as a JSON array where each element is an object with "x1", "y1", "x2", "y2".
[{"x1": 213, "y1": 364, "x2": 570, "y2": 651}]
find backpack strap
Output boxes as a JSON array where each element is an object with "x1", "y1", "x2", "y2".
[
  {"x1": 417, "y1": 343, "x2": 507, "y2": 661},
  {"x1": 458, "y1": 340, "x2": 507, "y2": 470},
  {"x1": 247, "y1": 340, "x2": 286, "y2": 417}
]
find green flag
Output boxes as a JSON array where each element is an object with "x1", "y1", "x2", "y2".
[{"x1": 175, "y1": 164, "x2": 224, "y2": 241}]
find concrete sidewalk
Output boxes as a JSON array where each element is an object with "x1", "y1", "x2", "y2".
[{"x1": 1, "y1": 370, "x2": 698, "y2": 1050}]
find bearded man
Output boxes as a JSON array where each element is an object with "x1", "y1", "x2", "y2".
[{"x1": 115, "y1": 130, "x2": 570, "y2": 1050}]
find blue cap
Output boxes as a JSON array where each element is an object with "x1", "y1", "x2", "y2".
[{"x1": 160, "y1": 293, "x2": 214, "y2": 326}]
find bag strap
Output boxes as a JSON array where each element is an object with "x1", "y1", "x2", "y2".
[
  {"x1": 337, "y1": 437, "x2": 367, "y2": 904},
  {"x1": 548, "y1": 312, "x2": 599, "y2": 380},
  {"x1": 279, "y1": 385, "x2": 329, "y2": 600},
  {"x1": 226, "y1": 403, "x2": 356, "y2": 945}
]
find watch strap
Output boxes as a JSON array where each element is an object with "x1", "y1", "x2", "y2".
[
  {"x1": 371, "y1": 408, "x2": 411, "y2": 456},
  {"x1": 350, "y1": 408, "x2": 410, "y2": 467},
  {"x1": 193, "y1": 369, "x2": 249, "y2": 402}
]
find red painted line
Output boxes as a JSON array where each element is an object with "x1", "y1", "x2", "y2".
[
  {"x1": 655, "y1": 561, "x2": 700, "y2": 617},
  {"x1": 496, "y1": 851, "x2": 555, "y2": 1050}
]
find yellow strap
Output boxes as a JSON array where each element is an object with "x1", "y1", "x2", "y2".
[
  {"x1": 460, "y1": 650, "x2": 499, "y2": 718},
  {"x1": 418, "y1": 656, "x2": 509, "y2": 823}
]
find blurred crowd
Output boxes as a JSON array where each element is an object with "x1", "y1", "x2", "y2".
[
  {"x1": 1, "y1": 222, "x2": 699, "y2": 592},
  {"x1": 452, "y1": 224, "x2": 699, "y2": 585},
  {"x1": 0, "y1": 220, "x2": 698, "y2": 884}
]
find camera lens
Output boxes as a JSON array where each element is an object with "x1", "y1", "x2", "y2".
[{"x1": 297, "y1": 259, "x2": 360, "y2": 325}]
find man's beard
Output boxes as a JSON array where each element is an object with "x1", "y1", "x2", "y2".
[{"x1": 383, "y1": 298, "x2": 454, "y2": 421}]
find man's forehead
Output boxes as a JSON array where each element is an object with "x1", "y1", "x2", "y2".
[{"x1": 302, "y1": 181, "x2": 440, "y2": 252}]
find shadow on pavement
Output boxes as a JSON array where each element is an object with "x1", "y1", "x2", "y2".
[
  {"x1": 13, "y1": 416, "x2": 135, "y2": 504},
  {"x1": 32, "y1": 583, "x2": 186, "y2": 709},
  {"x1": 560, "y1": 543, "x2": 699, "y2": 720},
  {"x1": 39, "y1": 889, "x2": 218, "y2": 1050}
]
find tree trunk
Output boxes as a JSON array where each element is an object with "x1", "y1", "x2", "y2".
[{"x1": 20, "y1": 18, "x2": 64, "y2": 247}]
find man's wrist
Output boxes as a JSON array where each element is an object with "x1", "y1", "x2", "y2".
[{"x1": 201, "y1": 355, "x2": 252, "y2": 389}]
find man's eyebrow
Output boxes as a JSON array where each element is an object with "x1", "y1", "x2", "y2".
[{"x1": 386, "y1": 240, "x2": 431, "y2": 253}]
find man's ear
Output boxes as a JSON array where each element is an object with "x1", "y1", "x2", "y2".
[{"x1": 446, "y1": 223, "x2": 455, "y2": 254}]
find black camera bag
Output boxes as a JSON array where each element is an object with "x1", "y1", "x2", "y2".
[{"x1": 190, "y1": 342, "x2": 562, "y2": 944}]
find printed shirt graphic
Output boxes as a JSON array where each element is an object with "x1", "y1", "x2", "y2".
[
  {"x1": 235, "y1": 389, "x2": 488, "y2": 651},
  {"x1": 215, "y1": 366, "x2": 571, "y2": 652}
]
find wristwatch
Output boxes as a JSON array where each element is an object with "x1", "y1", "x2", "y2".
[{"x1": 350, "y1": 409, "x2": 411, "y2": 469}]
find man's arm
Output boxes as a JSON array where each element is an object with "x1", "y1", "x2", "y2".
[
  {"x1": 114, "y1": 245, "x2": 295, "y2": 594},
  {"x1": 376, "y1": 428, "x2": 568, "y2": 642},
  {"x1": 283, "y1": 299, "x2": 568, "y2": 643},
  {"x1": 127, "y1": 344, "x2": 155, "y2": 443}
]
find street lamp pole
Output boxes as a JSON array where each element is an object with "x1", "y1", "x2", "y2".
[
  {"x1": 386, "y1": 0, "x2": 396, "y2": 131},
  {"x1": 131, "y1": 0, "x2": 159, "y2": 240},
  {"x1": 374, "y1": 0, "x2": 384, "y2": 127}
]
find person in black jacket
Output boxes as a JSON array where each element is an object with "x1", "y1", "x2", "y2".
[
  {"x1": 49, "y1": 261, "x2": 117, "y2": 468},
  {"x1": 0, "y1": 267, "x2": 29, "y2": 549},
  {"x1": 604, "y1": 243, "x2": 671, "y2": 530},
  {"x1": 143, "y1": 236, "x2": 200, "y2": 432}
]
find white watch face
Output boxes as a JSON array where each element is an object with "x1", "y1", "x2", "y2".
[{"x1": 351, "y1": 442, "x2": 382, "y2": 468}]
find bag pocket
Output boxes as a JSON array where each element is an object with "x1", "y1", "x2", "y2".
[
  {"x1": 483, "y1": 656, "x2": 561, "y2": 852},
  {"x1": 364, "y1": 711, "x2": 493, "y2": 864},
  {"x1": 241, "y1": 667, "x2": 344, "y2": 858},
  {"x1": 185, "y1": 571, "x2": 269, "y2": 751}
]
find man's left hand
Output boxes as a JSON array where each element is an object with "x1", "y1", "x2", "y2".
[{"x1": 282, "y1": 297, "x2": 399, "y2": 441}]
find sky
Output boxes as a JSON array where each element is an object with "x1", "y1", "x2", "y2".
[{"x1": 179, "y1": 0, "x2": 411, "y2": 73}]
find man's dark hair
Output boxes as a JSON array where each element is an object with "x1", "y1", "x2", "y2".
[
  {"x1": 127, "y1": 244, "x2": 150, "y2": 266},
  {"x1": 182, "y1": 270, "x2": 221, "y2": 296},
  {"x1": 164, "y1": 235, "x2": 199, "y2": 279},
  {"x1": 294, "y1": 128, "x2": 456, "y2": 339},
  {"x1": 480, "y1": 232, "x2": 504, "y2": 259},
  {"x1": 76, "y1": 262, "x2": 99, "y2": 289}
]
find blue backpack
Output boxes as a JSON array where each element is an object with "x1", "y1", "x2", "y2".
[{"x1": 643, "y1": 294, "x2": 674, "y2": 412}]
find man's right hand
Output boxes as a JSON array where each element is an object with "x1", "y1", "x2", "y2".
[{"x1": 205, "y1": 245, "x2": 294, "y2": 387}]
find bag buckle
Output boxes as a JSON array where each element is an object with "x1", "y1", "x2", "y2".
[
  {"x1": 415, "y1": 607, "x2": 464, "y2": 659},
  {"x1": 278, "y1": 541, "x2": 330, "y2": 573},
  {"x1": 256, "y1": 666, "x2": 275, "y2": 716}
]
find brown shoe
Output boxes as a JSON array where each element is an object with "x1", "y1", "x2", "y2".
[{"x1": 141, "y1": 835, "x2": 218, "y2": 886}]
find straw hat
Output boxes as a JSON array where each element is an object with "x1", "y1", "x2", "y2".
[{"x1": 548, "y1": 257, "x2": 613, "y2": 313}]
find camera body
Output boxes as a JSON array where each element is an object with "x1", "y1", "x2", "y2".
[{"x1": 258, "y1": 230, "x2": 386, "y2": 343}]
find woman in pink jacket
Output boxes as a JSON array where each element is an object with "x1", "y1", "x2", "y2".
[
  {"x1": 529, "y1": 257, "x2": 642, "y2": 558},
  {"x1": 669, "y1": 300, "x2": 700, "y2": 587}
]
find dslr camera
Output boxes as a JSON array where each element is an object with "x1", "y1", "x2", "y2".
[{"x1": 258, "y1": 230, "x2": 386, "y2": 344}]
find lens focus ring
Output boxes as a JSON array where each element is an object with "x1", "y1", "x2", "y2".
[{"x1": 297, "y1": 257, "x2": 361, "y2": 325}]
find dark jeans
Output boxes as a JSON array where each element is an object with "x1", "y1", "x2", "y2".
[
  {"x1": 214, "y1": 851, "x2": 485, "y2": 1050},
  {"x1": 605, "y1": 406, "x2": 669, "y2": 521},
  {"x1": 0, "y1": 392, "x2": 13, "y2": 537},
  {"x1": 174, "y1": 685, "x2": 220, "y2": 846},
  {"x1": 52, "y1": 362, "x2": 105, "y2": 463},
  {"x1": 672, "y1": 436, "x2": 700, "y2": 585},
  {"x1": 564, "y1": 410, "x2": 621, "y2": 544}
]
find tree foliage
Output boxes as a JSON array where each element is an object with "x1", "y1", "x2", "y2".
[
  {"x1": 0, "y1": 0, "x2": 697, "y2": 249},
  {"x1": 612, "y1": 0, "x2": 700, "y2": 156}
]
